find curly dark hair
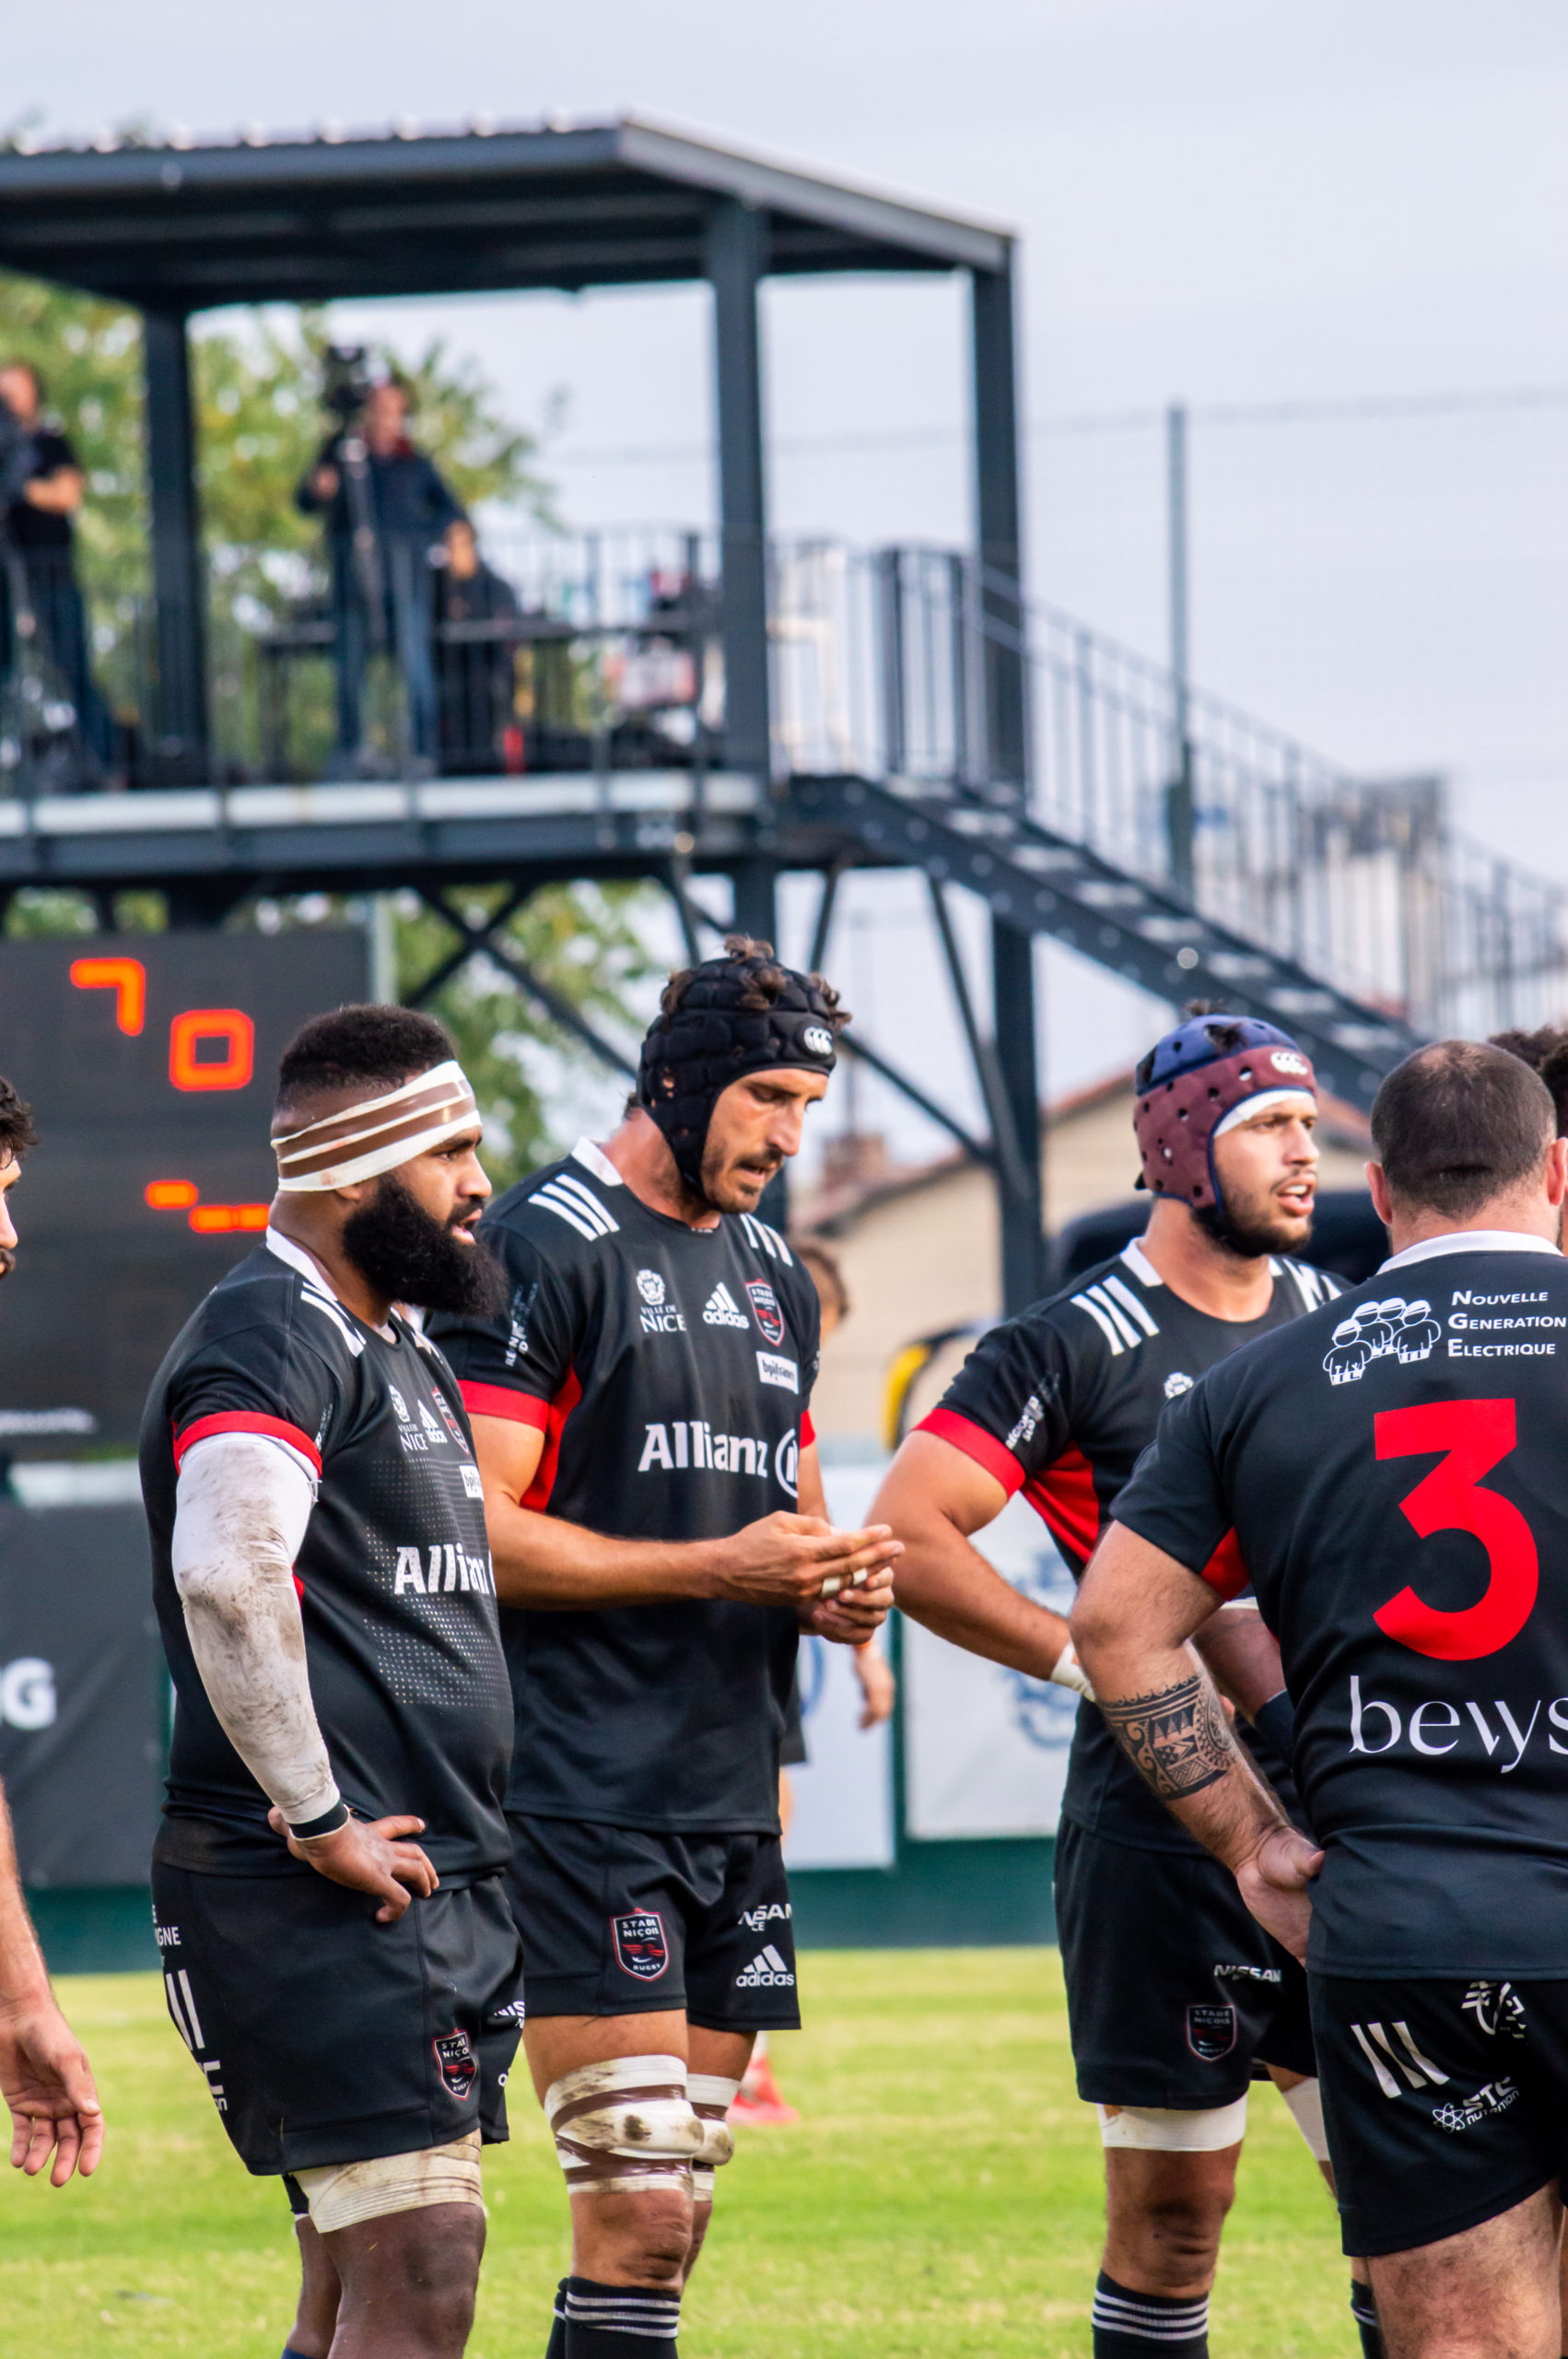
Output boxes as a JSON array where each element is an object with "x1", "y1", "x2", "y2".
[
  {"x1": 0, "y1": 1075, "x2": 38, "y2": 1165},
  {"x1": 1490, "y1": 1025, "x2": 1568, "y2": 1135},
  {"x1": 275, "y1": 1003, "x2": 455, "y2": 1114},
  {"x1": 659, "y1": 935, "x2": 851, "y2": 1031}
]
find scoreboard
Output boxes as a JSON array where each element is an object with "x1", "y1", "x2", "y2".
[{"x1": 0, "y1": 929, "x2": 368, "y2": 1454}]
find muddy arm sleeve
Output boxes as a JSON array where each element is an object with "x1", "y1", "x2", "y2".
[{"x1": 170, "y1": 1433, "x2": 340, "y2": 1832}]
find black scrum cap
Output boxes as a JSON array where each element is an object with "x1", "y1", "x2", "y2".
[{"x1": 638, "y1": 936, "x2": 843, "y2": 1201}]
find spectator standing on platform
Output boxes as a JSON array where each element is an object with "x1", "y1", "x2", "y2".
[
  {"x1": 433, "y1": 519, "x2": 523, "y2": 775},
  {"x1": 297, "y1": 377, "x2": 464, "y2": 777},
  {"x1": 0, "y1": 359, "x2": 115, "y2": 776}
]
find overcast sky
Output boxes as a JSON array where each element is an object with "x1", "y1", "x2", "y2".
[{"x1": 13, "y1": 5, "x2": 1568, "y2": 1162}]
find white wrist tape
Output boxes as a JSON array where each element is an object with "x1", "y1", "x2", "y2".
[
  {"x1": 172, "y1": 1434, "x2": 339, "y2": 1830},
  {"x1": 294, "y1": 2131, "x2": 484, "y2": 2233},
  {"x1": 545, "y1": 2055, "x2": 731, "y2": 2197},
  {"x1": 1049, "y1": 1638, "x2": 1095, "y2": 1699},
  {"x1": 1095, "y1": 2097, "x2": 1248, "y2": 2152},
  {"x1": 1277, "y1": 2074, "x2": 1331, "y2": 2163}
]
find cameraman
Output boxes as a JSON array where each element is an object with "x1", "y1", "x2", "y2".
[
  {"x1": 296, "y1": 372, "x2": 465, "y2": 777},
  {"x1": 0, "y1": 361, "x2": 114, "y2": 775}
]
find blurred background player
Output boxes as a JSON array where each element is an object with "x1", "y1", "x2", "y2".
[
  {"x1": 872, "y1": 1012, "x2": 1380, "y2": 2359},
  {"x1": 733, "y1": 1236, "x2": 895, "y2": 2127},
  {"x1": 0, "y1": 358, "x2": 116, "y2": 775},
  {"x1": 430, "y1": 937, "x2": 899, "y2": 2359},
  {"x1": 0, "y1": 1074, "x2": 101, "y2": 2191},
  {"x1": 141, "y1": 1006, "x2": 521, "y2": 2359}
]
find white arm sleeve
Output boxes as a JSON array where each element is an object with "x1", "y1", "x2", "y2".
[{"x1": 171, "y1": 1432, "x2": 341, "y2": 1831}]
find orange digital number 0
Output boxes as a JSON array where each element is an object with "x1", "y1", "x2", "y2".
[
  {"x1": 1374, "y1": 1398, "x2": 1538, "y2": 1661},
  {"x1": 169, "y1": 1008, "x2": 254, "y2": 1093}
]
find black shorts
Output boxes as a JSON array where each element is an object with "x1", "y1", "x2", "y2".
[
  {"x1": 1054, "y1": 1820, "x2": 1316, "y2": 2107},
  {"x1": 150, "y1": 1862, "x2": 523, "y2": 2177},
  {"x1": 1311, "y1": 1974, "x2": 1568, "y2": 2256},
  {"x1": 505, "y1": 1812, "x2": 801, "y2": 2032}
]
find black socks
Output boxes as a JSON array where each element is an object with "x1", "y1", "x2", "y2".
[
  {"x1": 1351, "y1": 2280, "x2": 1385, "y2": 2359},
  {"x1": 561, "y1": 2276, "x2": 681, "y2": 2354},
  {"x1": 544, "y1": 2277, "x2": 568, "y2": 2359},
  {"x1": 1093, "y1": 2271, "x2": 1209, "y2": 2357}
]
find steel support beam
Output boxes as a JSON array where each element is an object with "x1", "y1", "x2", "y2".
[
  {"x1": 991, "y1": 918, "x2": 1045, "y2": 1312},
  {"x1": 706, "y1": 197, "x2": 772, "y2": 785},
  {"x1": 729, "y1": 854, "x2": 789, "y2": 1226},
  {"x1": 969, "y1": 255, "x2": 1028, "y2": 792},
  {"x1": 142, "y1": 308, "x2": 209, "y2": 783}
]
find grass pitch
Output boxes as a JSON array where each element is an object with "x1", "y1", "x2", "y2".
[{"x1": 0, "y1": 1948, "x2": 1353, "y2": 2356}]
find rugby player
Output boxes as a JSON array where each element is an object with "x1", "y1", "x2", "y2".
[
  {"x1": 429, "y1": 936, "x2": 897, "y2": 2359},
  {"x1": 0, "y1": 1076, "x2": 102, "y2": 2190},
  {"x1": 872, "y1": 1013, "x2": 1375, "y2": 2359},
  {"x1": 141, "y1": 1006, "x2": 521, "y2": 2359},
  {"x1": 1073, "y1": 1039, "x2": 1568, "y2": 2359}
]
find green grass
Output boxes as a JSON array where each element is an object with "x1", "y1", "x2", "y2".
[{"x1": 0, "y1": 1949, "x2": 1353, "y2": 2356}]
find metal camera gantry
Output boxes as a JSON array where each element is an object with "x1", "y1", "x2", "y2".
[{"x1": 0, "y1": 118, "x2": 1422, "y2": 1310}]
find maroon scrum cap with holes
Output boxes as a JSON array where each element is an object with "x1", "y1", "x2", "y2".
[{"x1": 1132, "y1": 1014, "x2": 1316, "y2": 1213}]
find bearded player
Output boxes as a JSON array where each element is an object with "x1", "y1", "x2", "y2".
[
  {"x1": 429, "y1": 937, "x2": 897, "y2": 2359},
  {"x1": 872, "y1": 1012, "x2": 1381, "y2": 2359},
  {"x1": 141, "y1": 1006, "x2": 521, "y2": 2359}
]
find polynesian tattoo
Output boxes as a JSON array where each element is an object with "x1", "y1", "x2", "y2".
[{"x1": 1099, "y1": 1672, "x2": 1233, "y2": 1802}]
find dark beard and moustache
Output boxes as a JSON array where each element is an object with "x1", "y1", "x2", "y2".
[
  {"x1": 1192, "y1": 1195, "x2": 1312, "y2": 1262},
  {"x1": 0, "y1": 1247, "x2": 15, "y2": 1283},
  {"x1": 341, "y1": 1176, "x2": 508, "y2": 1318}
]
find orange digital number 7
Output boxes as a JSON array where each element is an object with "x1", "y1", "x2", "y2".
[{"x1": 1374, "y1": 1398, "x2": 1537, "y2": 1661}]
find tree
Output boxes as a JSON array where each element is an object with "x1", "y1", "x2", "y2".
[{"x1": 0, "y1": 272, "x2": 658, "y2": 1176}]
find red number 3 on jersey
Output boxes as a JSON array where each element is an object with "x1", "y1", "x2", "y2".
[{"x1": 1374, "y1": 1398, "x2": 1538, "y2": 1661}]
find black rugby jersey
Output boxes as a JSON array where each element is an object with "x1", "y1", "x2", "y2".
[
  {"x1": 142, "y1": 1230, "x2": 512, "y2": 1882},
  {"x1": 1113, "y1": 1232, "x2": 1568, "y2": 1977},
  {"x1": 919, "y1": 1239, "x2": 1338, "y2": 1851},
  {"x1": 427, "y1": 1140, "x2": 822, "y2": 1835}
]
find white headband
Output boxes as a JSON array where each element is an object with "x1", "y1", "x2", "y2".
[
  {"x1": 273, "y1": 1061, "x2": 481, "y2": 1192},
  {"x1": 1212, "y1": 1086, "x2": 1316, "y2": 1140}
]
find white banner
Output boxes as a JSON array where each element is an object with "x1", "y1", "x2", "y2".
[
  {"x1": 782, "y1": 1460, "x2": 896, "y2": 1870},
  {"x1": 787, "y1": 1457, "x2": 1077, "y2": 1861},
  {"x1": 903, "y1": 1488, "x2": 1080, "y2": 1839}
]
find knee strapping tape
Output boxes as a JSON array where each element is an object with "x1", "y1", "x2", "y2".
[
  {"x1": 293, "y1": 2130, "x2": 484, "y2": 2234},
  {"x1": 1094, "y1": 2096, "x2": 1249, "y2": 2152}
]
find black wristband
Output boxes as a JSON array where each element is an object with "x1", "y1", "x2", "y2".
[
  {"x1": 287, "y1": 1799, "x2": 349, "y2": 1840},
  {"x1": 1248, "y1": 1689, "x2": 1296, "y2": 1758}
]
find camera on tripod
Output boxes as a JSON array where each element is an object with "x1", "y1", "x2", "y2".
[{"x1": 321, "y1": 343, "x2": 375, "y2": 432}]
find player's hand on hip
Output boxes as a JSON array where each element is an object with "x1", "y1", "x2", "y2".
[
  {"x1": 711, "y1": 1513, "x2": 902, "y2": 1610},
  {"x1": 1235, "y1": 1825, "x2": 1323, "y2": 1964},
  {"x1": 802, "y1": 1563, "x2": 895, "y2": 1645},
  {"x1": 267, "y1": 1809, "x2": 439, "y2": 1923},
  {"x1": 0, "y1": 1997, "x2": 104, "y2": 2185}
]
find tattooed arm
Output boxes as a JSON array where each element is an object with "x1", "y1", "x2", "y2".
[{"x1": 1071, "y1": 1521, "x2": 1323, "y2": 1961}]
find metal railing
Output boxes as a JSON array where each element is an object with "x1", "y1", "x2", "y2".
[{"x1": 3, "y1": 523, "x2": 1565, "y2": 1040}]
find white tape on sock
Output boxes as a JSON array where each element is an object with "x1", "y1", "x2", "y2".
[
  {"x1": 293, "y1": 2131, "x2": 483, "y2": 2234},
  {"x1": 1278, "y1": 2074, "x2": 1331, "y2": 2163},
  {"x1": 1095, "y1": 2095, "x2": 1248, "y2": 2151}
]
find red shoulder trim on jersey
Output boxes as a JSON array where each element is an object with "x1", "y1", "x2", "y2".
[
  {"x1": 459, "y1": 1379, "x2": 550, "y2": 1430},
  {"x1": 173, "y1": 1411, "x2": 322, "y2": 1475},
  {"x1": 1023, "y1": 1445, "x2": 1101, "y2": 1565},
  {"x1": 1198, "y1": 1528, "x2": 1249, "y2": 1601},
  {"x1": 801, "y1": 1410, "x2": 816, "y2": 1449},
  {"x1": 916, "y1": 1407, "x2": 1024, "y2": 1498},
  {"x1": 522, "y1": 1367, "x2": 583, "y2": 1513}
]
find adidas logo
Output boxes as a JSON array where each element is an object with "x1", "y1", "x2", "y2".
[
  {"x1": 735, "y1": 1942, "x2": 795, "y2": 1989},
  {"x1": 1351, "y1": 2019, "x2": 1450, "y2": 2099},
  {"x1": 703, "y1": 1283, "x2": 749, "y2": 1330}
]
